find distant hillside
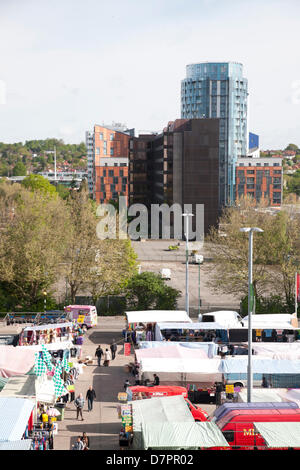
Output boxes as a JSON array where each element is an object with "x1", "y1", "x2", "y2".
[{"x1": 0, "y1": 139, "x2": 87, "y2": 176}]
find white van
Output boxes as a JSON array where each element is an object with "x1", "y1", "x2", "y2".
[
  {"x1": 198, "y1": 311, "x2": 243, "y2": 328},
  {"x1": 64, "y1": 305, "x2": 98, "y2": 330},
  {"x1": 160, "y1": 268, "x2": 171, "y2": 280}
]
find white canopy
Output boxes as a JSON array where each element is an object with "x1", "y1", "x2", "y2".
[
  {"x1": 237, "y1": 388, "x2": 287, "y2": 403},
  {"x1": 139, "y1": 358, "x2": 223, "y2": 384},
  {"x1": 277, "y1": 389, "x2": 300, "y2": 407},
  {"x1": 126, "y1": 311, "x2": 192, "y2": 325},
  {"x1": 17, "y1": 340, "x2": 77, "y2": 352},
  {"x1": 252, "y1": 343, "x2": 300, "y2": 359},
  {"x1": 222, "y1": 358, "x2": 300, "y2": 374},
  {"x1": 22, "y1": 322, "x2": 74, "y2": 332}
]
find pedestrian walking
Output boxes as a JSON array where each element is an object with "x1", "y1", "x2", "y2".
[
  {"x1": 74, "y1": 393, "x2": 85, "y2": 421},
  {"x1": 72, "y1": 436, "x2": 84, "y2": 450},
  {"x1": 110, "y1": 339, "x2": 117, "y2": 360},
  {"x1": 86, "y1": 385, "x2": 96, "y2": 412},
  {"x1": 104, "y1": 348, "x2": 112, "y2": 366},
  {"x1": 95, "y1": 345, "x2": 103, "y2": 367}
]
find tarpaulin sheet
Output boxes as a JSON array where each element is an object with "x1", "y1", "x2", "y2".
[
  {"x1": 1, "y1": 375, "x2": 36, "y2": 399},
  {"x1": 277, "y1": 389, "x2": 300, "y2": 407},
  {"x1": 0, "y1": 346, "x2": 35, "y2": 378},
  {"x1": 252, "y1": 343, "x2": 300, "y2": 359},
  {"x1": 222, "y1": 358, "x2": 300, "y2": 374},
  {"x1": 253, "y1": 422, "x2": 300, "y2": 448},
  {"x1": 0, "y1": 439, "x2": 32, "y2": 450},
  {"x1": 0, "y1": 398, "x2": 34, "y2": 442},
  {"x1": 141, "y1": 421, "x2": 229, "y2": 449},
  {"x1": 237, "y1": 388, "x2": 287, "y2": 403},
  {"x1": 131, "y1": 395, "x2": 194, "y2": 449}
]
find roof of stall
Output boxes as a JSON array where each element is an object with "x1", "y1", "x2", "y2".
[
  {"x1": 135, "y1": 344, "x2": 208, "y2": 361},
  {"x1": 22, "y1": 321, "x2": 74, "y2": 332},
  {"x1": 0, "y1": 439, "x2": 32, "y2": 450},
  {"x1": 157, "y1": 322, "x2": 225, "y2": 330},
  {"x1": 141, "y1": 421, "x2": 229, "y2": 450},
  {"x1": 126, "y1": 311, "x2": 192, "y2": 325},
  {"x1": 1, "y1": 375, "x2": 36, "y2": 398},
  {"x1": 253, "y1": 422, "x2": 300, "y2": 448},
  {"x1": 0, "y1": 398, "x2": 35, "y2": 442},
  {"x1": 222, "y1": 358, "x2": 300, "y2": 374}
]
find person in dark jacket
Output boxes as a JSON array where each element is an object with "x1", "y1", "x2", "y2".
[
  {"x1": 95, "y1": 345, "x2": 103, "y2": 366},
  {"x1": 153, "y1": 374, "x2": 160, "y2": 386},
  {"x1": 86, "y1": 386, "x2": 96, "y2": 411},
  {"x1": 110, "y1": 340, "x2": 117, "y2": 360}
]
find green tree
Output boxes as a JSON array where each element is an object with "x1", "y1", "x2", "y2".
[
  {"x1": 285, "y1": 143, "x2": 299, "y2": 152},
  {"x1": 21, "y1": 174, "x2": 57, "y2": 197},
  {"x1": 0, "y1": 187, "x2": 68, "y2": 309},
  {"x1": 125, "y1": 272, "x2": 180, "y2": 311},
  {"x1": 206, "y1": 196, "x2": 300, "y2": 310},
  {"x1": 12, "y1": 161, "x2": 27, "y2": 176}
]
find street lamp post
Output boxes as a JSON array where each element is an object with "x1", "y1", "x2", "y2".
[
  {"x1": 182, "y1": 213, "x2": 194, "y2": 317},
  {"x1": 197, "y1": 255, "x2": 204, "y2": 316},
  {"x1": 43, "y1": 291, "x2": 47, "y2": 314},
  {"x1": 240, "y1": 227, "x2": 264, "y2": 403}
]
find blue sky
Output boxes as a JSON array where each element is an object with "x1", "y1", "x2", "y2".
[{"x1": 0, "y1": 0, "x2": 300, "y2": 149}]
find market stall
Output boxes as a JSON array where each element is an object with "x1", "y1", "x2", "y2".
[
  {"x1": 129, "y1": 395, "x2": 195, "y2": 449},
  {"x1": 125, "y1": 311, "x2": 192, "y2": 344},
  {"x1": 139, "y1": 357, "x2": 223, "y2": 387},
  {"x1": 155, "y1": 322, "x2": 228, "y2": 343},
  {"x1": 141, "y1": 421, "x2": 229, "y2": 450},
  {"x1": 19, "y1": 322, "x2": 77, "y2": 346}
]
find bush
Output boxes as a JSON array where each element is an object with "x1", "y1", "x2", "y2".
[{"x1": 240, "y1": 294, "x2": 293, "y2": 316}]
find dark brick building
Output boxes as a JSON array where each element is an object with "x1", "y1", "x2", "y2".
[{"x1": 129, "y1": 118, "x2": 220, "y2": 234}]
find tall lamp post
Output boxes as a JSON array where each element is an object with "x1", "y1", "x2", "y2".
[
  {"x1": 182, "y1": 212, "x2": 194, "y2": 317},
  {"x1": 43, "y1": 291, "x2": 47, "y2": 315},
  {"x1": 197, "y1": 255, "x2": 204, "y2": 316},
  {"x1": 240, "y1": 227, "x2": 264, "y2": 403}
]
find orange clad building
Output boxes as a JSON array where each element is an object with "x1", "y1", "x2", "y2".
[
  {"x1": 236, "y1": 157, "x2": 282, "y2": 206},
  {"x1": 90, "y1": 124, "x2": 134, "y2": 204}
]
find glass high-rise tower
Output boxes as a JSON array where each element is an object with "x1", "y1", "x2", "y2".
[{"x1": 181, "y1": 62, "x2": 248, "y2": 207}]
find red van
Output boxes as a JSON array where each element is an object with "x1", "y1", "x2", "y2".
[
  {"x1": 217, "y1": 408, "x2": 300, "y2": 449},
  {"x1": 127, "y1": 386, "x2": 208, "y2": 422}
]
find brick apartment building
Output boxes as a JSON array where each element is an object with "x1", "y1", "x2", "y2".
[{"x1": 236, "y1": 157, "x2": 283, "y2": 206}]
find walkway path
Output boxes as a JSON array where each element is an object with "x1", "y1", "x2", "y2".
[{"x1": 54, "y1": 316, "x2": 133, "y2": 450}]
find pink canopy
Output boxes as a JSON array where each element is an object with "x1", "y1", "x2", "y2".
[
  {"x1": 0, "y1": 346, "x2": 36, "y2": 378},
  {"x1": 135, "y1": 344, "x2": 208, "y2": 362}
]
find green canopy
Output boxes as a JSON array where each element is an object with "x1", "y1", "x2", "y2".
[
  {"x1": 141, "y1": 421, "x2": 230, "y2": 450},
  {"x1": 131, "y1": 395, "x2": 194, "y2": 449},
  {"x1": 253, "y1": 422, "x2": 300, "y2": 448}
]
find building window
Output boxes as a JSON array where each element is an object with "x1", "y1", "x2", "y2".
[
  {"x1": 110, "y1": 147, "x2": 114, "y2": 156},
  {"x1": 109, "y1": 170, "x2": 114, "y2": 177},
  {"x1": 99, "y1": 133, "x2": 103, "y2": 140},
  {"x1": 110, "y1": 134, "x2": 114, "y2": 141},
  {"x1": 96, "y1": 147, "x2": 100, "y2": 155}
]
